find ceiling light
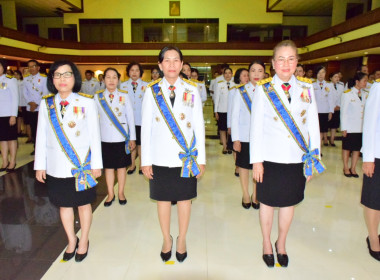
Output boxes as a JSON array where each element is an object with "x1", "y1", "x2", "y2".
[{"x1": 364, "y1": 52, "x2": 368, "y2": 54}]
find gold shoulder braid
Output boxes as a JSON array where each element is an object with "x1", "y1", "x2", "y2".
[
  {"x1": 95, "y1": 89, "x2": 105, "y2": 94},
  {"x1": 118, "y1": 89, "x2": 128, "y2": 94},
  {"x1": 78, "y1": 92, "x2": 94, "y2": 99},
  {"x1": 183, "y1": 78, "x2": 197, "y2": 87},
  {"x1": 296, "y1": 76, "x2": 312, "y2": 84},
  {"x1": 147, "y1": 78, "x2": 161, "y2": 88},
  {"x1": 42, "y1": 93, "x2": 55, "y2": 99},
  {"x1": 257, "y1": 77, "x2": 273, "y2": 86},
  {"x1": 344, "y1": 89, "x2": 351, "y2": 93},
  {"x1": 40, "y1": 73, "x2": 47, "y2": 77}
]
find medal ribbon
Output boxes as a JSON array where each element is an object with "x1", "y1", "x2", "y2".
[
  {"x1": 98, "y1": 92, "x2": 130, "y2": 154},
  {"x1": 237, "y1": 85, "x2": 252, "y2": 113},
  {"x1": 262, "y1": 82, "x2": 325, "y2": 177},
  {"x1": 151, "y1": 83, "x2": 200, "y2": 177},
  {"x1": 46, "y1": 97, "x2": 97, "y2": 191}
]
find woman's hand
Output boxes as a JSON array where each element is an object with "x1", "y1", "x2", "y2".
[
  {"x1": 36, "y1": 170, "x2": 46, "y2": 183},
  {"x1": 363, "y1": 162, "x2": 375, "y2": 178},
  {"x1": 342, "y1": 130, "x2": 347, "y2": 137},
  {"x1": 142, "y1": 165, "x2": 153, "y2": 179},
  {"x1": 215, "y1": 113, "x2": 219, "y2": 121},
  {"x1": 253, "y1": 163, "x2": 264, "y2": 183},
  {"x1": 196, "y1": 164, "x2": 206, "y2": 179},
  {"x1": 9, "y1": 116, "x2": 16, "y2": 126},
  {"x1": 233, "y1": 141, "x2": 241, "y2": 152},
  {"x1": 129, "y1": 140, "x2": 136, "y2": 152},
  {"x1": 328, "y1": 112, "x2": 333, "y2": 121},
  {"x1": 306, "y1": 175, "x2": 313, "y2": 182},
  {"x1": 91, "y1": 169, "x2": 101, "y2": 178}
]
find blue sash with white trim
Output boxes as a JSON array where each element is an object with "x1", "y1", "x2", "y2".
[
  {"x1": 46, "y1": 96, "x2": 97, "y2": 191},
  {"x1": 151, "y1": 83, "x2": 200, "y2": 178},
  {"x1": 262, "y1": 82, "x2": 325, "y2": 177},
  {"x1": 237, "y1": 85, "x2": 252, "y2": 113},
  {"x1": 97, "y1": 91, "x2": 130, "y2": 154}
]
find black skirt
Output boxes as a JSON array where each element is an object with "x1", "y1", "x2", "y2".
[
  {"x1": 217, "y1": 112, "x2": 227, "y2": 131},
  {"x1": 328, "y1": 110, "x2": 340, "y2": 129},
  {"x1": 361, "y1": 158, "x2": 380, "y2": 210},
  {"x1": 342, "y1": 133, "x2": 362, "y2": 151},
  {"x1": 0, "y1": 117, "x2": 17, "y2": 141},
  {"x1": 135, "y1": 125, "x2": 141, "y2": 146},
  {"x1": 257, "y1": 161, "x2": 306, "y2": 207},
  {"x1": 101, "y1": 141, "x2": 131, "y2": 169},
  {"x1": 149, "y1": 165, "x2": 197, "y2": 201},
  {"x1": 227, "y1": 134, "x2": 233, "y2": 150},
  {"x1": 46, "y1": 175, "x2": 96, "y2": 207},
  {"x1": 235, "y1": 142, "x2": 252, "y2": 170},
  {"x1": 318, "y1": 113, "x2": 329, "y2": 133}
]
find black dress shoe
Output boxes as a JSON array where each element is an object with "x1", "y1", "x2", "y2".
[
  {"x1": 119, "y1": 198, "x2": 127, "y2": 205},
  {"x1": 323, "y1": 143, "x2": 328, "y2": 146},
  {"x1": 227, "y1": 150, "x2": 232, "y2": 154},
  {"x1": 234, "y1": 169, "x2": 239, "y2": 177},
  {"x1": 343, "y1": 170, "x2": 352, "y2": 177},
  {"x1": 6, "y1": 163, "x2": 16, "y2": 173},
  {"x1": 275, "y1": 241, "x2": 289, "y2": 267},
  {"x1": 0, "y1": 163, "x2": 9, "y2": 172},
  {"x1": 366, "y1": 237, "x2": 380, "y2": 261},
  {"x1": 75, "y1": 241, "x2": 89, "y2": 262},
  {"x1": 30, "y1": 150, "x2": 35, "y2": 155},
  {"x1": 242, "y1": 199, "x2": 251, "y2": 209},
  {"x1": 252, "y1": 202, "x2": 260, "y2": 210},
  {"x1": 262, "y1": 253, "x2": 275, "y2": 267},
  {"x1": 160, "y1": 236, "x2": 173, "y2": 262},
  {"x1": 176, "y1": 237, "x2": 187, "y2": 262},
  {"x1": 139, "y1": 170, "x2": 143, "y2": 175},
  {"x1": 104, "y1": 196, "x2": 115, "y2": 207},
  {"x1": 222, "y1": 150, "x2": 227, "y2": 155},
  {"x1": 350, "y1": 169, "x2": 359, "y2": 178},
  {"x1": 127, "y1": 167, "x2": 136, "y2": 174},
  {"x1": 63, "y1": 238, "x2": 79, "y2": 261},
  {"x1": 330, "y1": 143, "x2": 336, "y2": 147}
]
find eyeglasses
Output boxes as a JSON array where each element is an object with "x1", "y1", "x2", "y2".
[
  {"x1": 275, "y1": 57, "x2": 298, "y2": 65},
  {"x1": 28, "y1": 65, "x2": 38, "y2": 69},
  {"x1": 53, "y1": 72, "x2": 73, "y2": 79}
]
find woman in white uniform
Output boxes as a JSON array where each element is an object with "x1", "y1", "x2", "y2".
[
  {"x1": 250, "y1": 40, "x2": 324, "y2": 267},
  {"x1": 141, "y1": 46, "x2": 205, "y2": 263},
  {"x1": 95, "y1": 68, "x2": 136, "y2": 206},
  {"x1": 327, "y1": 71, "x2": 344, "y2": 146},
  {"x1": 232, "y1": 61, "x2": 265, "y2": 209},
  {"x1": 341, "y1": 72, "x2": 368, "y2": 177}
]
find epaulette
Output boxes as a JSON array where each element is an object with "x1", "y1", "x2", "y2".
[
  {"x1": 368, "y1": 80, "x2": 374, "y2": 84},
  {"x1": 147, "y1": 78, "x2": 161, "y2": 88},
  {"x1": 24, "y1": 73, "x2": 30, "y2": 77},
  {"x1": 218, "y1": 80, "x2": 224, "y2": 83},
  {"x1": 78, "y1": 92, "x2": 94, "y2": 99},
  {"x1": 183, "y1": 78, "x2": 197, "y2": 87},
  {"x1": 190, "y1": 79, "x2": 199, "y2": 83},
  {"x1": 40, "y1": 73, "x2": 47, "y2": 77},
  {"x1": 42, "y1": 93, "x2": 55, "y2": 99},
  {"x1": 229, "y1": 85, "x2": 237, "y2": 90},
  {"x1": 236, "y1": 83, "x2": 245, "y2": 89},
  {"x1": 297, "y1": 76, "x2": 312, "y2": 84},
  {"x1": 95, "y1": 89, "x2": 105, "y2": 94},
  {"x1": 344, "y1": 89, "x2": 351, "y2": 93},
  {"x1": 257, "y1": 77, "x2": 273, "y2": 86},
  {"x1": 5, "y1": 75, "x2": 13, "y2": 79},
  {"x1": 376, "y1": 78, "x2": 380, "y2": 83},
  {"x1": 119, "y1": 89, "x2": 128, "y2": 94}
]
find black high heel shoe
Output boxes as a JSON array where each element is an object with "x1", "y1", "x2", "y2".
[
  {"x1": 275, "y1": 241, "x2": 289, "y2": 267},
  {"x1": 242, "y1": 199, "x2": 251, "y2": 209},
  {"x1": 6, "y1": 163, "x2": 16, "y2": 173},
  {"x1": 366, "y1": 237, "x2": 380, "y2": 261},
  {"x1": 0, "y1": 163, "x2": 9, "y2": 172},
  {"x1": 119, "y1": 198, "x2": 127, "y2": 205},
  {"x1": 75, "y1": 241, "x2": 89, "y2": 262},
  {"x1": 127, "y1": 167, "x2": 136, "y2": 174},
  {"x1": 176, "y1": 237, "x2": 187, "y2": 263},
  {"x1": 104, "y1": 195, "x2": 115, "y2": 207},
  {"x1": 63, "y1": 237, "x2": 79, "y2": 261},
  {"x1": 160, "y1": 235, "x2": 173, "y2": 262},
  {"x1": 350, "y1": 169, "x2": 359, "y2": 178},
  {"x1": 262, "y1": 245, "x2": 274, "y2": 267}
]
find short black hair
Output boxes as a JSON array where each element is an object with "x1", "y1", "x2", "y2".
[
  {"x1": 47, "y1": 60, "x2": 82, "y2": 94},
  {"x1": 183, "y1": 62, "x2": 191, "y2": 68},
  {"x1": 329, "y1": 71, "x2": 340, "y2": 80},
  {"x1": 315, "y1": 66, "x2": 326, "y2": 75},
  {"x1": 223, "y1": 67, "x2": 233, "y2": 74},
  {"x1": 179, "y1": 72, "x2": 188, "y2": 80},
  {"x1": 234, "y1": 68, "x2": 248, "y2": 84},
  {"x1": 158, "y1": 46, "x2": 183, "y2": 63},
  {"x1": 221, "y1": 63, "x2": 229, "y2": 69},
  {"x1": 104, "y1": 67, "x2": 121, "y2": 80},
  {"x1": 191, "y1": 68, "x2": 199, "y2": 75},
  {"x1": 151, "y1": 66, "x2": 163, "y2": 79},
  {"x1": 348, "y1": 72, "x2": 368, "y2": 89},
  {"x1": 0, "y1": 59, "x2": 8, "y2": 74},
  {"x1": 296, "y1": 64, "x2": 305, "y2": 71},
  {"x1": 248, "y1": 60, "x2": 265, "y2": 72},
  {"x1": 85, "y1": 70, "x2": 93, "y2": 75},
  {"x1": 27, "y1": 59, "x2": 39, "y2": 67},
  {"x1": 126, "y1": 62, "x2": 144, "y2": 78},
  {"x1": 14, "y1": 70, "x2": 23, "y2": 80}
]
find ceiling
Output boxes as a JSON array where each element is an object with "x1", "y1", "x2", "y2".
[
  {"x1": 269, "y1": 0, "x2": 334, "y2": 16},
  {"x1": 3, "y1": 0, "x2": 80, "y2": 17}
]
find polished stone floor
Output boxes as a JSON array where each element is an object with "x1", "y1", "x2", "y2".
[{"x1": 1, "y1": 99, "x2": 379, "y2": 280}]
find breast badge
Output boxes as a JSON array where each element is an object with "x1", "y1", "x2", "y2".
[
  {"x1": 68, "y1": 121, "x2": 76, "y2": 128},
  {"x1": 155, "y1": 117, "x2": 160, "y2": 122},
  {"x1": 273, "y1": 116, "x2": 278, "y2": 121},
  {"x1": 187, "y1": 122, "x2": 191, "y2": 128},
  {"x1": 300, "y1": 110, "x2": 306, "y2": 117},
  {"x1": 302, "y1": 118, "x2": 307, "y2": 124},
  {"x1": 75, "y1": 130, "x2": 80, "y2": 137},
  {"x1": 180, "y1": 113, "x2": 185, "y2": 120}
]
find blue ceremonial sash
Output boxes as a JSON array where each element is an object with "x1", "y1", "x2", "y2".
[
  {"x1": 262, "y1": 82, "x2": 325, "y2": 177},
  {"x1": 46, "y1": 96, "x2": 97, "y2": 191},
  {"x1": 237, "y1": 85, "x2": 252, "y2": 113},
  {"x1": 151, "y1": 83, "x2": 200, "y2": 178},
  {"x1": 97, "y1": 91, "x2": 130, "y2": 154}
]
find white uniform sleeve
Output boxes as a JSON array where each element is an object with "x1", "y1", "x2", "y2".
[
  {"x1": 193, "y1": 87, "x2": 206, "y2": 165},
  {"x1": 200, "y1": 84, "x2": 207, "y2": 103},
  {"x1": 125, "y1": 94, "x2": 136, "y2": 141},
  {"x1": 227, "y1": 88, "x2": 234, "y2": 128},
  {"x1": 34, "y1": 100, "x2": 48, "y2": 170},
  {"x1": 362, "y1": 84, "x2": 380, "y2": 162},
  {"x1": 87, "y1": 99, "x2": 103, "y2": 169},
  {"x1": 306, "y1": 87, "x2": 321, "y2": 157},
  {"x1": 141, "y1": 87, "x2": 154, "y2": 166},
  {"x1": 9, "y1": 78, "x2": 19, "y2": 117},
  {"x1": 250, "y1": 85, "x2": 265, "y2": 163},
  {"x1": 214, "y1": 83, "x2": 220, "y2": 113},
  {"x1": 42, "y1": 77, "x2": 49, "y2": 96},
  {"x1": 328, "y1": 87, "x2": 334, "y2": 113},
  {"x1": 231, "y1": 90, "x2": 240, "y2": 142},
  {"x1": 340, "y1": 93, "x2": 349, "y2": 131}
]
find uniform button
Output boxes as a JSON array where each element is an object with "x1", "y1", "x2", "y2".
[{"x1": 288, "y1": 135, "x2": 291, "y2": 138}]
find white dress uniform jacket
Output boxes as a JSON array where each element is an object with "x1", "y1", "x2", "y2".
[
  {"x1": 80, "y1": 78, "x2": 100, "y2": 96},
  {"x1": 362, "y1": 80, "x2": 380, "y2": 162},
  {"x1": 210, "y1": 75, "x2": 224, "y2": 93},
  {"x1": 326, "y1": 82, "x2": 344, "y2": 108},
  {"x1": 99, "y1": 81, "x2": 106, "y2": 91},
  {"x1": 17, "y1": 79, "x2": 27, "y2": 107},
  {"x1": 250, "y1": 75, "x2": 320, "y2": 164},
  {"x1": 214, "y1": 80, "x2": 235, "y2": 113},
  {"x1": 0, "y1": 74, "x2": 18, "y2": 117},
  {"x1": 141, "y1": 77, "x2": 206, "y2": 167},
  {"x1": 34, "y1": 92, "x2": 103, "y2": 178},
  {"x1": 231, "y1": 82, "x2": 256, "y2": 142},
  {"x1": 191, "y1": 79, "x2": 207, "y2": 103},
  {"x1": 313, "y1": 80, "x2": 334, "y2": 113},
  {"x1": 23, "y1": 73, "x2": 48, "y2": 112},
  {"x1": 95, "y1": 89, "x2": 136, "y2": 142},
  {"x1": 120, "y1": 78, "x2": 148, "y2": 126},
  {"x1": 340, "y1": 87, "x2": 368, "y2": 133}
]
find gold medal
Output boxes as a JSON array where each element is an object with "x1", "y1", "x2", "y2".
[
  {"x1": 138, "y1": 94, "x2": 142, "y2": 98},
  {"x1": 300, "y1": 110, "x2": 306, "y2": 117},
  {"x1": 75, "y1": 130, "x2": 80, "y2": 136},
  {"x1": 50, "y1": 104, "x2": 55, "y2": 109},
  {"x1": 273, "y1": 116, "x2": 278, "y2": 121},
  {"x1": 180, "y1": 113, "x2": 185, "y2": 120},
  {"x1": 187, "y1": 122, "x2": 191, "y2": 128},
  {"x1": 118, "y1": 112, "x2": 122, "y2": 116},
  {"x1": 302, "y1": 118, "x2": 307, "y2": 124},
  {"x1": 80, "y1": 179, "x2": 85, "y2": 185},
  {"x1": 155, "y1": 117, "x2": 160, "y2": 122},
  {"x1": 114, "y1": 107, "x2": 119, "y2": 112},
  {"x1": 68, "y1": 121, "x2": 76, "y2": 128}
]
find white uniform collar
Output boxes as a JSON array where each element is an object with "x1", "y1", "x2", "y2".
[
  {"x1": 56, "y1": 92, "x2": 74, "y2": 105},
  {"x1": 273, "y1": 74, "x2": 297, "y2": 87}
]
